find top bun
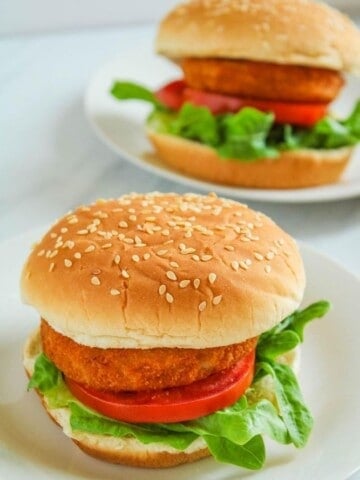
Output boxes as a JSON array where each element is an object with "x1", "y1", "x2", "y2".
[
  {"x1": 156, "y1": 0, "x2": 360, "y2": 74},
  {"x1": 21, "y1": 193, "x2": 305, "y2": 349}
]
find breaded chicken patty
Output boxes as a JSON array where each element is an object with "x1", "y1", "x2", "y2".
[
  {"x1": 182, "y1": 58, "x2": 344, "y2": 103},
  {"x1": 41, "y1": 319, "x2": 257, "y2": 392}
]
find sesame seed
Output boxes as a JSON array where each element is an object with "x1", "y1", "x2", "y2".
[
  {"x1": 166, "y1": 271, "x2": 177, "y2": 281},
  {"x1": 245, "y1": 259, "x2": 252, "y2": 266},
  {"x1": 239, "y1": 261, "x2": 249, "y2": 270},
  {"x1": 159, "y1": 284, "x2": 166, "y2": 295},
  {"x1": 123, "y1": 238, "x2": 134, "y2": 244},
  {"x1": 134, "y1": 235, "x2": 142, "y2": 244},
  {"x1": 192, "y1": 255, "x2": 200, "y2": 261},
  {"x1": 199, "y1": 301, "x2": 207, "y2": 312},
  {"x1": 84, "y1": 245, "x2": 95, "y2": 253},
  {"x1": 132, "y1": 255, "x2": 140, "y2": 262},
  {"x1": 63, "y1": 240, "x2": 75, "y2": 249},
  {"x1": 143, "y1": 253, "x2": 151, "y2": 260},
  {"x1": 181, "y1": 247, "x2": 196, "y2": 255},
  {"x1": 145, "y1": 216, "x2": 156, "y2": 222},
  {"x1": 264, "y1": 264, "x2": 272, "y2": 274},
  {"x1": 166, "y1": 292, "x2": 174, "y2": 304},
  {"x1": 91, "y1": 276, "x2": 100, "y2": 285},
  {"x1": 45, "y1": 250, "x2": 51, "y2": 258},
  {"x1": 77, "y1": 229, "x2": 88, "y2": 235},
  {"x1": 37, "y1": 249, "x2": 45, "y2": 257},
  {"x1": 50, "y1": 232, "x2": 57, "y2": 239},
  {"x1": 64, "y1": 259, "x2": 72, "y2": 267},
  {"x1": 161, "y1": 229, "x2": 170, "y2": 236},
  {"x1": 157, "y1": 249, "x2": 168, "y2": 257},
  {"x1": 48, "y1": 262, "x2": 55, "y2": 272},
  {"x1": 74, "y1": 252, "x2": 81, "y2": 259},
  {"x1": 240, "y1": 235, "x2": 251, "y2": 242},
  {"x1": 201, "y1": 254, "x2": 213, "y2": 262},
  {"x1": 254, "y1": 252, "x2": 264, "y2": 261},
  {"x1": 184, "y1": 231, "x2": 192, "y2": 238},
  {"x1": 121, "y1": 270, "x2": 130, "y2": 279},
  {"x1": 193, "y1": 278, "x2": 200, "y2": 289},
  {"x1": 118, "y1": 234, "x2": 125, "y2": 240},
  {"x1": 110, "y1": 289, "x2": 121, "y2": 296},
  {"x1": 231, "y1": 260, "x2": 239, "y2": 271},
  {"x1": 179, "y1": 243, "x2": 186, "y2": 251},
  {"x1": 208, "y1": 273, "x2": 217, "y2": 284},
  {"x1": 114, "y1": 254, "x2": 121, "y2": 264},
  {"x1": 50, "y1": 250, "x2": 58, "y2": 258},
  {"x1": 224, "y1": 245, "x2": 235, "y2": 251},
  {"x1": 212, "y1": 295, "x2": 222, "y2": 306},
  {"x1": 68, "y1": 217, "x2": 78, "y2": 224},
  {"x1": 60, "y1": 227, "x2": 68, "y2": 234},
  {"x1": 101, "y1": 243, "x2": 112, "y2": 249},
  {"x1": 179, "y1": 279, "x2": 190, "y2": 288},
  {"x1": 266, "y1": 252, "x2": 275, "y2": 260},
  {"x1": 118, "y1": 221, "x2": 128, "y2": 228},
  {"x1": 170, "y1": 261, "x2": 179, "y2": 268}
]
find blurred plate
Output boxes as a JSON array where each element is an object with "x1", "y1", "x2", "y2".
[
  {"x1": 1, "y1": 228, "x2": 360, "y2": 479},
  {"x1": 85, "y1": 35, "x2": 360, "y2": 203}
]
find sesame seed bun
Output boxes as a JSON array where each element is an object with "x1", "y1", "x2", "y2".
[
  {"x1": 21, "y1": 192, "x2": 305, "y2": 349},
  {"x1": 23, "y1": 329, "x2": 210, "y2": 468},
  {"x1": 156, "y1": 0, "x2": 360, "y2": 75},
  {"x1": 147, "y1": 131, "x2": 353, "y2": 189}
]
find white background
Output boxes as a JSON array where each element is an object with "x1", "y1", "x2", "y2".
[{"x1": 0, "y1": 0, "x2": 359, "y2": 35}]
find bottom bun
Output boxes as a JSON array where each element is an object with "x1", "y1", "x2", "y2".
[
  {"x1": 147, "y1": 131, "x2": 352, "y2": 189},
  {"x1": 23, "y1": 328, "x2": 209, "y2": 469}
]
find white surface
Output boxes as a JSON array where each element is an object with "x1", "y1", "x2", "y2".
[
  {"x1": 0, "y1": 0, "x2": 358, "y2": 35},
  {"x1": 1, "y1": 230, "x2": 360, "y2": 479},
  {"x1": 85, "y1": 52, "x2": 360, "y2": 203},
  {"x1": 0, "y1": 0, "x2": 179, "y2": 35},
  {"x1": 1, "y1": 23, "x2": 360, "y2": 277}
]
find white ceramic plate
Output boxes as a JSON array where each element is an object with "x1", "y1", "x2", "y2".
[
  {"x1": 1, "y1": 227, "x2": 360, "y2": 479},
  {"x1": 84, "y1": 34, "x2": 360, "y2": 203}
]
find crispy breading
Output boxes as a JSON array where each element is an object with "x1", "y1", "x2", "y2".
[
  {"x1": 40, "y1": 319, "x2": 257, "y2": 392},
  {"x1": 182, "y1": 58, "x2": 343, "y2": 103}
]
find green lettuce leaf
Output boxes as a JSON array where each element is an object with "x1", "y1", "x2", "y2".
[
  {"x1": 203, "y1": 434, "x2": 265, "y2": 470},
  {"x1": 27, "y1": 300, "x2": 330, "y2": 470},
  {"x1": 69, "y1": 402, "x2": 197, "y2": 450},
  {"x1": 255, "y1": 361, "x2": 313, "y2": 448},
  {"x1": 217, "y1": 108, "x2": 277, "y2": 161},
  {"x1": 110, "y1": 81, "x2": 360, "y2": 160},
  {"x1": 27, "y1": 353, "x2": 61, "y2": 392},
  {"x1": 110, "y1": 81, "x2": 163, "y2": 108},
  {"x1": 168, "y1": 103, "x2": 220, "y2": 146}
]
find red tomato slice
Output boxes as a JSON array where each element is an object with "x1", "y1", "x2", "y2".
[
  {"x1": 155, "y1": 79, "x2": 327, "y2": 126},
  {"x1": 185, "y1": 88, "x2": 327, "y2": 126},
  {"x1": 155, "y1": 79, "x2": 186, "y2": 110},
  {"x1": 65, "y1": 350, "x2": 255, "y2": 424}
]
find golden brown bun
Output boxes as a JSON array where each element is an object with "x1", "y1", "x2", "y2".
[
  {"x1": 21, "y1": 192, "x2": 305, "y2": 349},
  {"x1": 156, "y1": 0, "x2": 360, "y2": 74},
  {"x1": 23, "y1": 329, "x2": 210, "y2": 468},
  {"x1": 147, "y1": 131, "x2": 352, "y2": 189}
]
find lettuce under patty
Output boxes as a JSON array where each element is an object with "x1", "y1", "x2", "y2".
[
  {"x1": 28, "y1": 301, "x2": 330, "y2": 469},
  {"x1": 110, "y1": 81, "x2": 360, "y2": 161}
]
